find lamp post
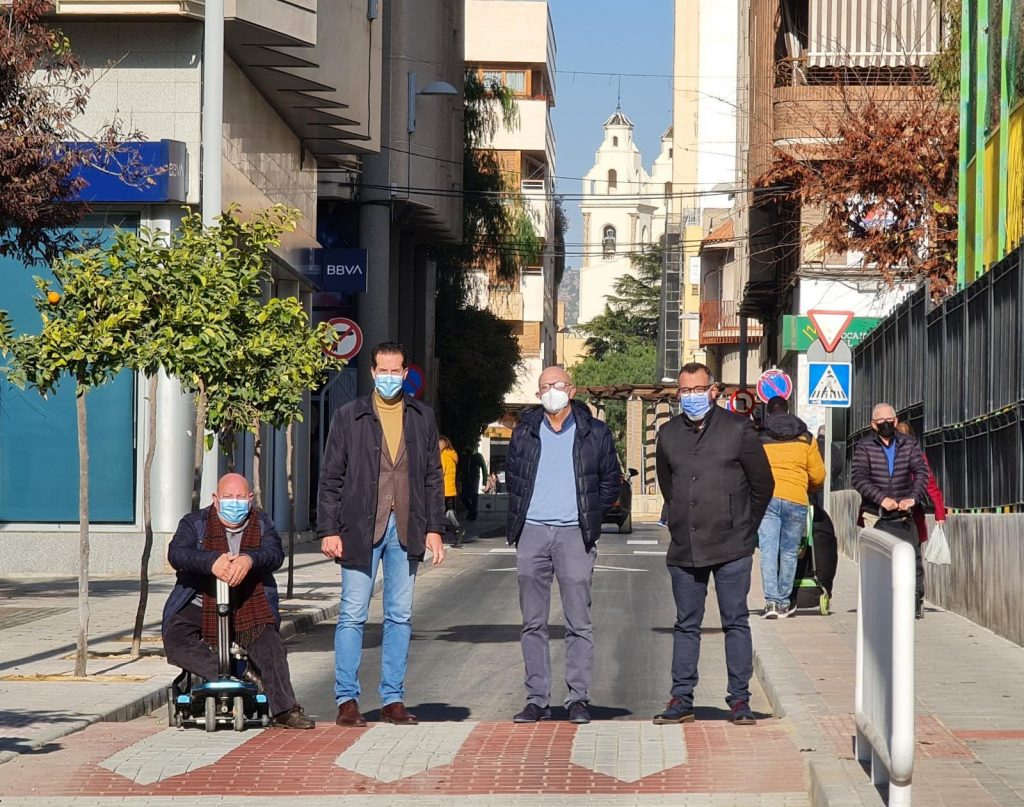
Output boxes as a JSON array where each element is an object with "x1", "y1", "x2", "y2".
[{"x1": 406, "y1": 72, "x2": 459, "y2": 194}]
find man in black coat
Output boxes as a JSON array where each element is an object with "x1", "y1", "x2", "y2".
[
  {"x1": 850, "y1": 402, "x2": 929, "y2": 618},
  {"x1": 318, "y1": 342, "x2": 447, "y2": 727},
  {"x1": 505, "y1": 365, "x2": 621, "y2": 726},
  {"x1": 654, "y1": 363, "x2": 774, "y2": 726}
]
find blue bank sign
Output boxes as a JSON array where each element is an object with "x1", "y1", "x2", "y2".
[
  {"x1": 68, "y1": 140, "x2": 188, "y2": 203},
  {"x1": 321, "y1": 248, "x2": 368, "y2": 294}
]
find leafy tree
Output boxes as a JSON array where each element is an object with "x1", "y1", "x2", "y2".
[
  {"x1": 580, "y1": 246, "x2": 662, "y2": 359},
  {"x1": 435, "y1": 71, "x2": 541, "y2": 447},
  {"x1": 758, "y1": 86, "x2": 958, "y2": 298},
  {"x1": 0, "y1": 0, "x2": 146, "y2": 262},
  {"x1": 0, "y1": 247, "x2": 148, "y2": 675},
  {"x1": 930, "y1": 0, "x2": 961, "y2": 105},
  {"x1": 571, "y1": 343, "x2": 657, "y2": 458}
]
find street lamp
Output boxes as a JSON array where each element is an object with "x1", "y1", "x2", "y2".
[{"x1": 407, "y1": 72, "x2": 459, "y2": 135}]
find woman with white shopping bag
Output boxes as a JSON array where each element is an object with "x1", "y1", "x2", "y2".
[{"x1": 895, "y1": 424, "x2": 950, "y2": 592}]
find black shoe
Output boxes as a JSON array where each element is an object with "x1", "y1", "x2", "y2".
[
  {"x1": 274, "y1": 705, "x2": 315, "y2": 729},
  {"x1": 653, "y1": 697, "x2": 695, "y2": 724},
  {"x1": 916, "y1": 600, "x2": 925, "y2": 620},
  {"x1": 513, "y1": 703, "x2": 552, "y2": 723},
  {"x1": 567, "y1": 701, "x2": 591, "y2": 724},
  {"x1": 729, "y1": 701, "x2": 756, "y2": 726}
]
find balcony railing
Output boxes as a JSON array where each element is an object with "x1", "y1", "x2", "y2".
[
  {"x1": 520, "y1": 179, "x2": 549, "y2": 234},
  {"x1": 699, "y1": 300, "x2": 764, "y2": 346}
]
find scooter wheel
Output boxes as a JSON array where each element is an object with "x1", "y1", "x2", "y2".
[
  {"x1": 260, "y1": 713, "x2": 270, "y2": 729},
  {"x1": 233, "y1": 696, "x2": 245, "y2": 732},
  {"x1": 205, "y1": 696, "x2": 217, "y2": 732},
  {"x1": 166, "y1": 693, "x2": 176, "y2": 726},
  {"x1": 173, "y1": 711, "x2": 184, "y2": 729}
]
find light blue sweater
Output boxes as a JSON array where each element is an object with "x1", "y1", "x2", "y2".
[{"x1": 526, "y1": 414, "x2": 579, "y2": 526}]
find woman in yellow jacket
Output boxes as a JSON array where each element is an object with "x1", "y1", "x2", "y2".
[{"x1": 439, "y1": 436, "x2": 464, "y2": 545}]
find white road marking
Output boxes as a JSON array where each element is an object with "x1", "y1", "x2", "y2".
[
  {"x1": 488, "y1": 548, "x2": 517, "y2": 554},
  {"x1": 335, "y1": 722, "x2": 477, "y2": 782},
  {"x1": 100, "y1": 729, "x2": 261, "y2": 784},
  {"x1": 627, "y1": 540, "x2": 659, "y2": 545},
  {"x1": 571, "y1": 722, "x2": 687, "y2": 782},
  {"x1": 633, "y1": 550, "x2": 665, "y2": 555}
]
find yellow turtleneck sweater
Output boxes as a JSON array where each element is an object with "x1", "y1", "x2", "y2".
[{"x1": 374, "y1": 392, "x2": 404, "y2": 463}]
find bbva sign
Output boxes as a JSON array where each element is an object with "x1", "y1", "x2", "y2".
[{"x1": 320, "y1": 248, "x2": 368, "y2": 294}]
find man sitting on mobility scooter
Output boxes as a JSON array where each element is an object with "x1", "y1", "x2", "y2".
[{"x1": 162, "y1": 472, "x2": 314, "y2": 729}]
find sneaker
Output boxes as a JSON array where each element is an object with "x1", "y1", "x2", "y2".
[
  {"x1": 781, "y1": 600, "x2": 797, "y2": 618},
  {"x1": 653, "y1": 698, "x2": 695, "y2": 724},
  {"x1": 762, "y1": 602, "x2": 778, "y2": 619},
  {"x1": 513, "y1": 703, "x2": 552, "y2": 723},
  {"x1": 274, "y1": 705, "x2": 315, "y2": 729},
  {"x1": 567, "y1": 701, "x2": 591, "y2": 724},
  {"x1": 729, "y1": 701, "x2": 756, "y2": 726}
]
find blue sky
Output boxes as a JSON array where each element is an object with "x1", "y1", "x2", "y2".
[{"x1": 548, "y1": 0, "x2": 675, "y2": 267}]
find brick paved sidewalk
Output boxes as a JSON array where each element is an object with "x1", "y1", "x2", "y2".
[{"x1": 750, "y1": 553, "x2": 1024, "y2": 807}]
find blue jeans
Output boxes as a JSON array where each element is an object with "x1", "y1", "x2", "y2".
[
  {"x1": 334, "y1": 514, "x2": 418, "y2": 706},
  {"x1": 758, "y1": 497, "x2": 808, "y2": 606},
  {"x1": 668, "y1": 556, "x2": 753, "y2": 708}
]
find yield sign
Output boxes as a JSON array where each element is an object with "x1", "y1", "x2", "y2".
[{"x1": 807, "y1": 309, "x2": 854, "y2": 353}]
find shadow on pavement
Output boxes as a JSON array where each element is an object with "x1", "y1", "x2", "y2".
[
  {"x1": 650, "y1": 626, "x2": 723, "y2": 635},
  {"x1": 362, "y1": 703, "x2": 472, "y2": 722},
  {"x1": 692, "y1": 705, "x2": 774, "y2": 721},
  {"x1": 427, "y1": 624, "x2": 564, "y2": 643}
]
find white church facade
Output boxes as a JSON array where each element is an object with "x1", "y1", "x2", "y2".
[{"x1": 578, "y1": 110, "x2": 673, "y2": 326}]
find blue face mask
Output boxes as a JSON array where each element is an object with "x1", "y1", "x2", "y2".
[
  {"x1": 680, "y1": 391, "x2": 712, "y2": 421},
  {"x1": 374, "y1": 373, "x2": 405, "y2": 400},
  {"x1": 218, "y1": 497, "x2": 250, "y2": 525}
]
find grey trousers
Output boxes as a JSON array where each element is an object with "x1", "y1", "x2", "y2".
[{"x1": 516, "y1": 523, "x2": 597, "y2": 707}]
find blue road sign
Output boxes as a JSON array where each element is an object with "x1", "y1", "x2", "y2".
[
  {"x1": 756, "y1": 369, "x2": 793, "y2": 403},
  {"x1": 808, "y1": 362, "x2": 851, "y2": 408}
]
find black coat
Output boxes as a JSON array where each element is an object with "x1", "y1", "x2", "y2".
[
  {"x1": 850, "y1": 431, "x2": 928, "y2": 516},
  {"x1": 162, "y1": 507, "x2": 282, "y2": 632},
  {"x1": 316, "y1": 394, "x2": 446, "y2": 567},
  {"x1": 656, "y1": 406, "x2": 774, "y2": 568},
  {"x1": 505, "y1": 401, "x2": 621, "y2": 549}
]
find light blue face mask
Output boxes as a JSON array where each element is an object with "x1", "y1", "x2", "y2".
[
  {"x1": 680, "y1": 391, "x2": 712, "y2": 420},
  {"x1": 374, "y1": 373, "x2": 405, "y2": 400},
  {"x1": 218, "y1": 497, "x2": 251, "y2": 525}
]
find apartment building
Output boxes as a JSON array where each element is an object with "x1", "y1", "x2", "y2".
[
  {"x1": 0, "y1": 1, "x2": 384, "y2": 573},
  {"x1": 728, "y1": 0, "x2": 938, "y2": 427},
  {"x1": 464, "y1": 0, "x2": 557, "y2": 469}
]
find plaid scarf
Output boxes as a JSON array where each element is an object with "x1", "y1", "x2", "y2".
[{"x1": 201, "y1": 511, "x2": 276, "y2": 650}]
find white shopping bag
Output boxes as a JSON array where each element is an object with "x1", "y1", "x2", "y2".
[{"x1": 924, "y1": 523, "x2": 951, "y2": 565}]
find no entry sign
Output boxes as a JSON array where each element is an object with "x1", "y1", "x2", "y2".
[{"x1": 730, "y1": 389, "x2": 757, "y2": 416}]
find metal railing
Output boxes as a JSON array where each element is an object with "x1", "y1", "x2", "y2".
[
  {"x1": 698, "y1": 300, "x2": 764, "y2": 345},
  {"x1": 855, "y1": 527, "x2": 916, "y2": 806}
]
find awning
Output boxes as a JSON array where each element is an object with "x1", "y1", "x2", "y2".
[{"x1": 808, "y1": 0, "x2": 941, "y2": 68}]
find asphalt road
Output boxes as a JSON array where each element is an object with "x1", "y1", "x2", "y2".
[{"x1": 281, "y1": 522, "x2": 772, "y2": 725}]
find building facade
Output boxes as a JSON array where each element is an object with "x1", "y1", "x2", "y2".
[
  {"x1": 464, "y1": 0, "x2": 557, "y2": 475},
  {"x1": 578, "y1": 111, "x2": 672, "y2": 326}
]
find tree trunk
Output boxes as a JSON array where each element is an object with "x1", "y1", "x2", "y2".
[
  {"x1": 131, "y1": 373, "x2": 159, "y2": 659},
  {"x1": 286, "y1": 423, "x2": 296, "y2": 599},
  {"x1": 225, "y1": 431, "x2": 236, "y2": 472},
  {"x1": 191, "y1": 381, "x2": 207, "y2": 512},
  {"x1": 252, "y1": 422, "x2": 263, "y2": 510},
  {"x1": 75, "y1": 390, "x2": 90, "y2": 677}
]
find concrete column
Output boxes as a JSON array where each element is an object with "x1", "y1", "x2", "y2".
[
  {"x1": 644, "y1": 401, "x2": 658, "y2": 494},
  {"x1": 652, "y1": 400, "x2": 672, "y2": 495},
  {"x1": 151, "y1": 370, "x2": 198, "y2": 533},
  {"x1": 594, "y1": 401, "x2": 607, "y2": 422},
  {"x1": 626, "y1": 398, "x2": 644, "y2": 494}
]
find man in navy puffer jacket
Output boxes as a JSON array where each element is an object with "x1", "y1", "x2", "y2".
[{"x1": 505, "y1": 365, "x2": 620, "y2": 726}]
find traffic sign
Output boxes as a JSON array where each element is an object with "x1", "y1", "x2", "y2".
[
  {"x1": 807, "y1": 309, "x2": 855, "y2": 353},
  {"x1": 403, "y1": 363, "x2": 426, "y2": 399},
  {"x1": 808, "y1": 361, "x2": 851, "y2": 407},
  {"x1": 324, "y1": 317, "x2": 363, "y2": 361},
  {"x1": 729, "y1": 389, "x2": 756, "y2": 416},
  {"x1": 756, "y1": 369, "x2": 793, "y2": 403}
]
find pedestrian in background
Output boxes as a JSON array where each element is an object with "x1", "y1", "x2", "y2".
[
  {"x1": 654, "y1": 363, "x2": 774, "y2": 726},
  {"x1": 757, "y1": 397, "x2": 825, "y2": 618},
  {"x1": 440, "y1": 436, "x2": 465, "y2": 545},
  {"x1": 505, "y1": 366, "x2": 620, "y2": 725},
  {"x1": 460, "y1": 445, "x2": 488, "y2": 521},
  {"x1": 895, "y1": 422, "x2": 946, "y2": 550},
  {"x1": 851, "y1": 403, "x2": 929, "y2": 619},
  {"x1": 318, "y1": 342, "x2": 446, "y2": 727}
]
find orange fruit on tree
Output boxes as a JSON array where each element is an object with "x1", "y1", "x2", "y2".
[{"x1": 47, "y1": 291, "x2": 61, "y2": 305}]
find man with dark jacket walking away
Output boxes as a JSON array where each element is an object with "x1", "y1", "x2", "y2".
[
  {"x1": 505, "y1": 366, "x2": 621, "y2": 725},
  {"x1": 758, "y1": 397, "x2": 825, "y2": 618},
  {"x1": 851, "y1": 403, "x2": 930, "y2": 618},
  {"x1": 654, "y1": 363, "x2": 774, "y2": 726},
  {"x1": 318, "y1": 342, "x2": 447, "y2": 727}
]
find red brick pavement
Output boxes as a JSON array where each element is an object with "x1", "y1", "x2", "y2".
[
  {"x1": 0, "y1": 720, "x2": 807, "y2": 798},
  {"x1": 816, "y1": 714, "x2": 976, "y2": 761}
]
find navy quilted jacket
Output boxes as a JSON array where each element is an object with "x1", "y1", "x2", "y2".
[{"x1": 505, "y1": 400, "x2": 621, "y2": 549}]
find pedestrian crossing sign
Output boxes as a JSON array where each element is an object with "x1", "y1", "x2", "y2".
[{"x1": 807, "y1": 362, "x2": 851, "y2": 407}]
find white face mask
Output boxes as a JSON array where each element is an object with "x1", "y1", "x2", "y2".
[{"x1": 540, "y1": 388, "x2": 570, "y2": 414}]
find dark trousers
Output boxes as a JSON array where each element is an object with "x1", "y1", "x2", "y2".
[
  {"x1": 460, "y1": 488, "x2": 479, "y2": 520},
  {"x1": 668, "y1": 555, "x2": 753, "y2": 709},
  {"x1": 875, "y1": 518, "x2": 925, "y2": 603},
  {"x1": 163, "y1": 603, "x2": 297, "y2": 716}
]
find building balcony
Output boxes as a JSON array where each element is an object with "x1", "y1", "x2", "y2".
[
  {"x1": 520, "y1": 179, "x2": 550, "y2": 234},
  {"x1": 699, "y1": 300, "x2": 764, "y2": 346},
  {"x1": 488, "y1": 288, "x2": 525, "y2": 322}
]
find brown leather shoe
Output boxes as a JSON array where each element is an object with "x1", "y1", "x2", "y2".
[
  {"x1": 336, "y1": 698, "x2": 367, "y2": 727},
  {"x1": 380, "y1": 702, "x2": 419, "y2": 725}
]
